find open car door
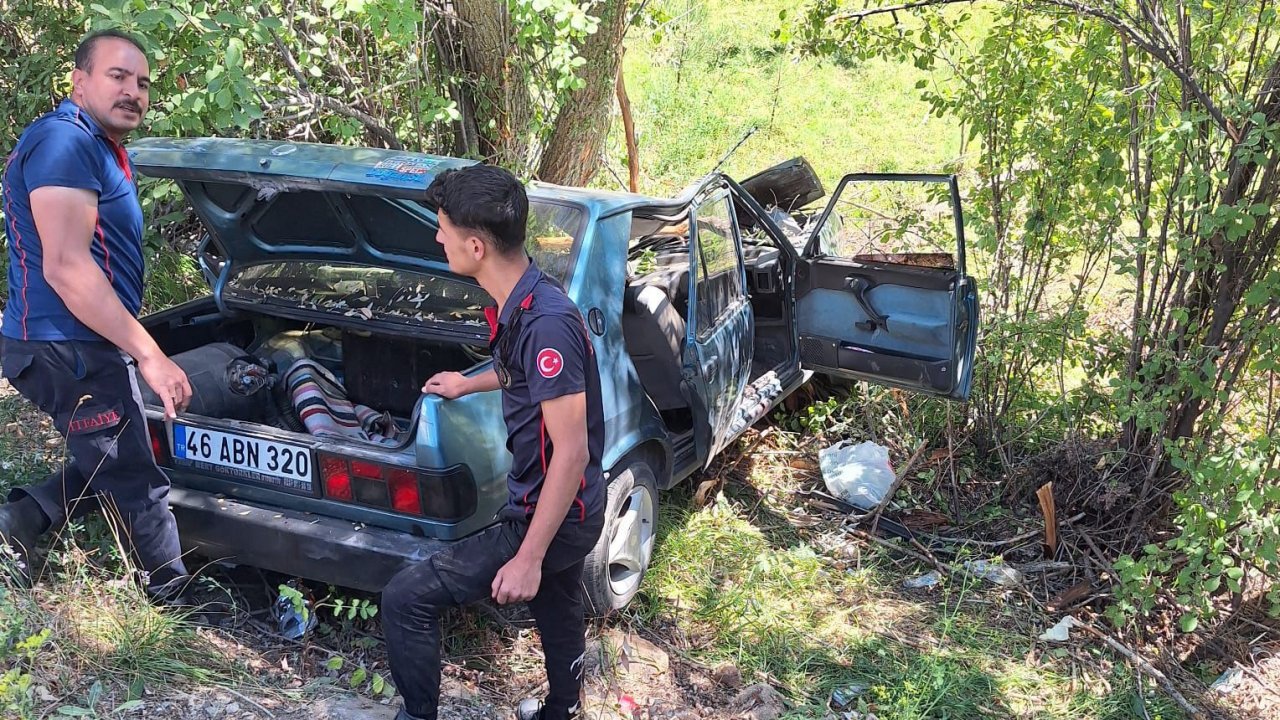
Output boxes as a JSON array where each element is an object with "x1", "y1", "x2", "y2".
[
  {"x1": 682, "y1": 180, "x2": 754, "y2": 466},
  {"x1": 795, "y1": 174, "x2": 977, "y2": 400}
]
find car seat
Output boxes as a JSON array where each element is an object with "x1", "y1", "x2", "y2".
[{"x1": 621, "y1": 282, "x2": 688, "y2": 411}]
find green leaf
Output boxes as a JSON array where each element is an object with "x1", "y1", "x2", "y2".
[
  {"x1": 349, "y1": 667, "x2": 367, "y2": 687},
  {"x1": 226, "y1": 38, "x2": 245, "y2": 69},
  {"x1": 325, "y1": 656, "x2": 344, "y2": 671},
  {"x1": 1179, "y1": 614, "x2": 1199, "y2": 633},
  {"x1": 135, "y1": 9, "x2": 167, "y2": 27}
]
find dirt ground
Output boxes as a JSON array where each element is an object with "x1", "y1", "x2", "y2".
[{"x1": 99, "y1": 626, "x2": 749, "y2": 720}]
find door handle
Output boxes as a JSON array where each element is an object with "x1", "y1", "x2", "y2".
[
  {"x1": 701, "y1": 358, "x2": 719, "y2": 376},
  {"x1": 844, "y1": 276, "x2": 889, "y2": 332}
]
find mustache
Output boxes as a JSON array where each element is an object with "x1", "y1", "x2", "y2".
[{"x1": 114, "y1": 101, "x2": 142, "y2": 113}]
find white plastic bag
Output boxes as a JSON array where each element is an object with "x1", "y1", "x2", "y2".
[{"x1": 819, "y1": 440, "x2": 895, "y2": 510}]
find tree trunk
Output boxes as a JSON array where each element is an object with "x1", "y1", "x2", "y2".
[
  {"x1": 616, "y1": 57, "x2": 640, "y2": 192},
  {"x1": 448, "y1": 0, "x2": 533, "y2": 168},
  {"x1": 536, "y1": 0, "x2": 630, "y2": 185}
]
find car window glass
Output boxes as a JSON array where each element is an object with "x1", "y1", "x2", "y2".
[
  {"x1": 817, "y1": 180, "x2": 958, "y2": 269},
  {"x1": 526, "y1": 202, "x2": 583, "y2": 283},
  {"x1": 224, "y1": 261, "x2": 491, "y2": 332},
  {"x1": 693, "y1": 194, "x2": 743, "y2": 337}
]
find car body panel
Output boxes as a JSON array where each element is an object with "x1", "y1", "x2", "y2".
[
  {"x1": 795, "y1": 173, "x2": 979, "y2": 400},
  {"x1": 683, "y1": 183, "x2": 754, "y2": 463},
  {"x1": 130, "y1": 140, "x2": 976, "y2": 592}
]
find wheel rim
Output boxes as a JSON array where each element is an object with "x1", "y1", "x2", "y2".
[{"x1": 607, "y1": 482, "x2": 656, "y2": 600}]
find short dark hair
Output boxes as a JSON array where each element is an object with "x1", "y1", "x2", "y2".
[
  {"x1": 75, "y1": 29, "x2": 147, "y2": 73},
  {"x1": 424, "y1": 165, "x2": 528, "y2": 255}
]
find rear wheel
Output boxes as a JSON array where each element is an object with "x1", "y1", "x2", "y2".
[{"x1": 583, "y1": 463, "x2": 658, "y2": 615}]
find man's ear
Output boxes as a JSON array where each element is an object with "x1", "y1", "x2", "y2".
[
  {"x1": 467, "y1": 234, "x2": 488, "y2": 262},
  {"x1": 71, "y1": 68, "x2": 86, "y2": 96}
]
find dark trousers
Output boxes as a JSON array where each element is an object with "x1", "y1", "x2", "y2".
[
  {"x1": 382, "y1": 514, "x2": 603, "y2": 720},
  {"x1": 0, "y1": 337, "x2": 188, "y2": 589}
]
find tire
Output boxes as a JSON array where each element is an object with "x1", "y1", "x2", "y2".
[{"x1": 583, "y1": 463, "x2": 659, "y2": 615}]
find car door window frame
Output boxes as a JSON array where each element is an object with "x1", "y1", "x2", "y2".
[
  {"x1": 690, "y1": 186, "x2": 748, "y2": 342},
  {"x1": 802, "y1": 173, "x2": 968, "y2": 275}
]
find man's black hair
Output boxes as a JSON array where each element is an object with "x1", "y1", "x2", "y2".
[
  {"x1": 425, "y1": 165, "x2": 528, "y2": 255},
  {"x1": 75, "y1": 29, "x2": 147, "y2": 73}
]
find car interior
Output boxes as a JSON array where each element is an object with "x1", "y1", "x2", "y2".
[{"x1": 620, "y1": 198, "x2": 798, "y2": 436}]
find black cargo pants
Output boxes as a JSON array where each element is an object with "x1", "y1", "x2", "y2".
[
  {"x1": 381, "y1": 514, "x2": 603, "y2": 720},
  {"x1": 0, "y1": 337, "x2": 188, "y2": 589}
]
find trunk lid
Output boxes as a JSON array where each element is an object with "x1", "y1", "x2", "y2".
[{"x1": 128, "y1": 137, "x2": 474, "y2": 271}]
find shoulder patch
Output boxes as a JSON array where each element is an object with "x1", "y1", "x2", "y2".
[{"x1": 536, "y1": 348, "x2": 564, "y2": 379}]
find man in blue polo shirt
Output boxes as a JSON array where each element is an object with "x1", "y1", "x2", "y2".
[
  {"x1": 0, "y1": 29, "x2": 194, "y2": 597},
  {"x1": 381, "y1": 165, "x2": 606, "y2": 720}
]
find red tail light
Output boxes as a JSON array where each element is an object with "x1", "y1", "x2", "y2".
[
  {"x1": 321, "y1": 456, "x2": 353, "y2": 501},
  {"x1": 315, "y1": 452, "x2": 477, "y2": 520},
  {"x1": 387, "y1": 469, "x2": 421, "y2": 515},
  {"x1": 147, "y1": 422, "x2": 169, "y2": 464}
]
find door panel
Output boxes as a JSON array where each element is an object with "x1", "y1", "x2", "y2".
[
  {"x1": 796, "y1": 174, "x2": 977, "y2": 400},
  {"x1": 680, "y1": 184, "x2": 754, "y2": 465}
]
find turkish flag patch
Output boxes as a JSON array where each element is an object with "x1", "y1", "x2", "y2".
[{"x1": 536, "y1": 348, "x2": 564, "y2": 378}]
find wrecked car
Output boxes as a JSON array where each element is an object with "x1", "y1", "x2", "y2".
[{"x1": 128, "y1": 139, "x2": 978, "y2": 612}]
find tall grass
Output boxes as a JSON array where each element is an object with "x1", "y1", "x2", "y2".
[{"x1": 607, "y1": 0, "x2": 967, "y2": 198}]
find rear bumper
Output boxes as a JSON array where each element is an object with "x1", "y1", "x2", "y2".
[{"x1": 168, "y1": 486, "x2": 450, "y2": 592}]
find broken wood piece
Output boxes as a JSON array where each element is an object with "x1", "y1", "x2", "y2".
[
  {"x1": 870, "y1": 440, "x2": 928, "y2": 534},
  {"x1": 1074, "y1": 623, "x2": 1205, "y2": 718},
  {"x1": 1046, "y1": 580, "x2": 1093, "y2": 613},
  {"x1": 1036, "y1": 481, "x2": 1058, "y2": 555}
]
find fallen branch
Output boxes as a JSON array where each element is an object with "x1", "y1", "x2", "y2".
[
  {"x1": 870, "y1": 440, "x2": 929, "y2": 534},
  {"x1": 921, "y1": 513, "x2": 1085, "y2": 547},
  {"x1": 1074, "y1": 623, "x2": 1205, "y2": 719},
  {"x1": 846, "y1": 523, "x2": 1207, "y2": 717}
]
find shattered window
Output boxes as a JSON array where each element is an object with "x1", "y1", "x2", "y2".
[
  {"x1": 817, "y1": 179, "x2": 958, "y2": 269},
  {"x1": 224, "y1": 262, "x2": 492, "y2": 332}
]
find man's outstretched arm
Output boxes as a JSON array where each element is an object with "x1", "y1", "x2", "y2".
[{"x1": 31, "y1": 185, "x2": 191, "y2": 418}]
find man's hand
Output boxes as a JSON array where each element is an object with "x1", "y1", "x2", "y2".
[
  {"x1": 137, "y1": 353, "x2": 191, "y2": 419},
  {"x1": 422, "y1": 369, "x2": 499, "y2": 398},
  {"x1": 491, "y1": 553, "x2": 542, "y2": 605},
  {"x1": 422, "y1": 371, "x2": 471, "y2": 399}
]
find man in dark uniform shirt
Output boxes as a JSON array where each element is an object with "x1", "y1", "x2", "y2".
[
  {"x1": 0, "y1": 30, "x2": 193, "y2": 595},
  {"x1": 381, "y1": 165, "x2": 606, "y2": 720}
]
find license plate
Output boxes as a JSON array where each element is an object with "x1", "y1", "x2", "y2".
[{"x1": 171, "y1": 424, "x2": 313, "y2": 492}]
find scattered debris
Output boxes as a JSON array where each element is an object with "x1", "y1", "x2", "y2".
[
  {"x1": 711, "y1": 663, "x2": 744, "y2": 689},
  {"x1": 819, "y1": 440, "x2": 894, "y2": 510},
  {"x1": 829, "y1": 683, "x2": 868, "y2": 710},
  {"x1": 902, "y1": 570, "x2": 942, "y2": 589},
  {"x1": 274, "y1": 583, "x2": 318, "y2": 640},
  {"x1": 962, "y1": 559, "x2": 1024, "y2": 587},
  {"x1": 1036, "y1": 482, "x2": 1057, "y2": 554},
  {"x1": 731, "y1": 684, "x2": 787, "y2": 720},
  {"x1": 1210, "y1": 666, "x2": 1244, "y2": 694},
  {"x1": 1038, "y1": 615, "x2": 1081, "y2": 642},
  {"x1": 1045, "y1": 580, "x2": 1092, "y2": 612},
  {"x1": 617, "y1": 693, "x2": 641, "y2": 718}
]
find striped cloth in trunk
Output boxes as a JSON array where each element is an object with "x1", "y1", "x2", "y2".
[{"x1": 284, "y1": 358, "x2": 406, "y2": 446}]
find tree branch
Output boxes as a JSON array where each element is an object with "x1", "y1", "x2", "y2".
[
  {"x1": 826, "y1": 0, "x2": 1239, "y2": 140},
  {"x1": 268, "y1": 86, "x2": 403, "y2": 149}
]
